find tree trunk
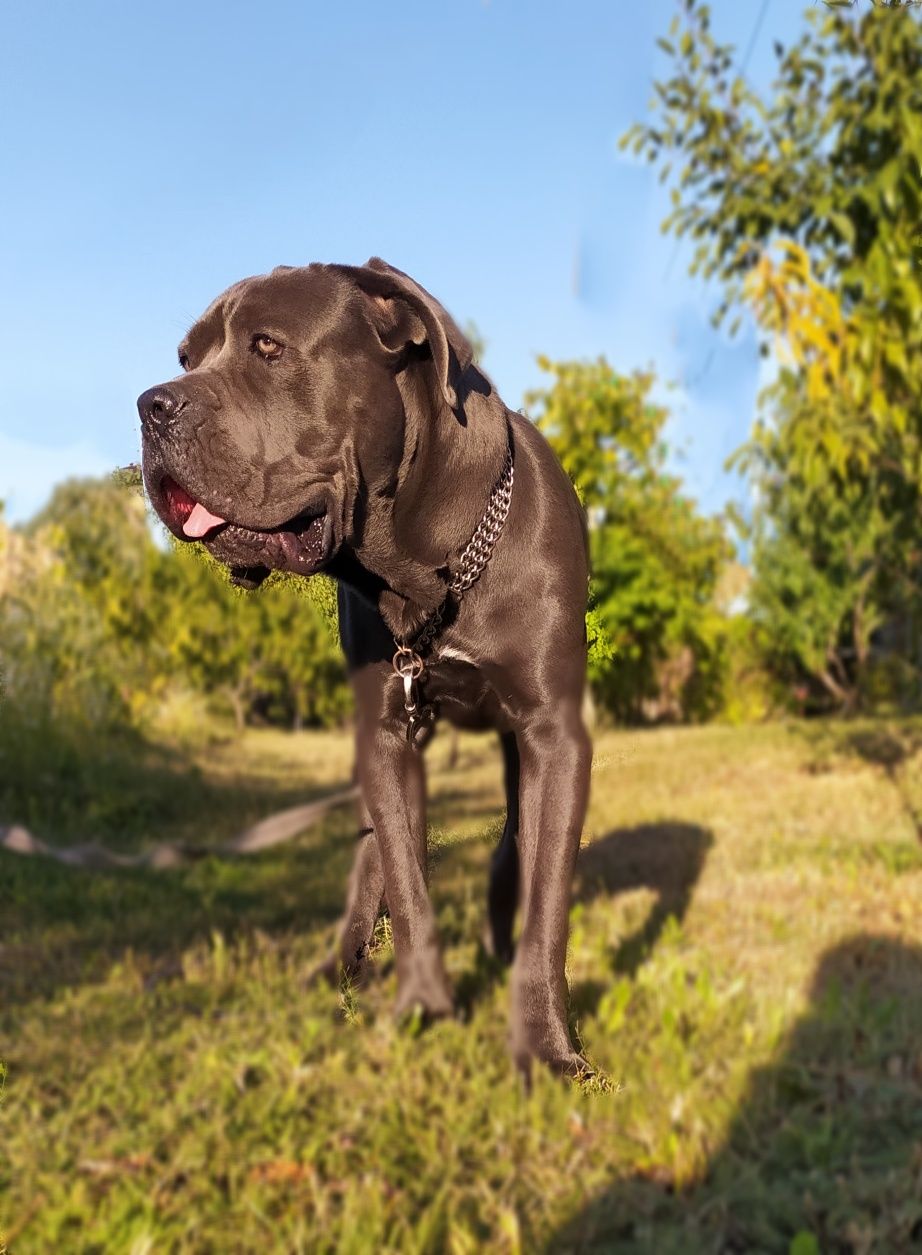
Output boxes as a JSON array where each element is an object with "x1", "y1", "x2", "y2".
[
  {"x1": 819, "y1": 656, "x2": 856, "y2": 714},
  {"x1": 851, "y1": 586, "x2": 872, "y2": 705},
  {"x1": 228, "y1": 686, "x2": 247, "y2": 732}
]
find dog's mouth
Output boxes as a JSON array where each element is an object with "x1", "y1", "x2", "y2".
[
  {"x1": 162, "y1": 477, "x2": 228, "y2": 539},
  {"x1": 159, "y1": 474, "x2": 332, "y2": 578}
]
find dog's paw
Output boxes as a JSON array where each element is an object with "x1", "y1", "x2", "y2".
[
  {"x1": 513, "y1": 1047, "x2": 596, "y2": 1092},
  {"x1": 394, "y1": 985, "x2": 454, "y2": 1024},
  {"x1": 509, "y1": 995, "x2": 595, "y2": 1088},
  {"x1": 393, "y1": 955, "x2": 454, "y2": 1026},
  {"x1": 306, "y1": 945, "x2": 377, "y2": 993}
]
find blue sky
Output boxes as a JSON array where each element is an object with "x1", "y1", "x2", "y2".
[{"x1": 0, "y1": 0, "x2": 811, "y2": 524}]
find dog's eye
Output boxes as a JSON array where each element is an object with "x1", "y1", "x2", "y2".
[
  {"x1": 254, "y1": 334, "x2": 283, "y2": 361},
  {"x1": 178, "y1": 352, "x2": 190, "y2": 371}
]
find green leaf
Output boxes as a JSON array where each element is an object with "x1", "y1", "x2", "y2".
[
  {"x1": 828, "y1": 211, "x2": 855, "y2": 247},
  {"x1": 789, "y1": 1233, "x2": 821, "y2": 1255}
]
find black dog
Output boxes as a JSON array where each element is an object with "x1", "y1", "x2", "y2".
[{"x1": 138, "y1": 258, "x2": 592, "y2": 1077}]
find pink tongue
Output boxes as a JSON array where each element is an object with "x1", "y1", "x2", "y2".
[{"x1": 183, "y1": 502, "x2": 227, "y2": 538}]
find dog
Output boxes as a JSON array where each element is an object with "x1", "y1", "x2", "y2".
[{"x1": 138, "y1": 258, "x2": 592, "y2": 1077}]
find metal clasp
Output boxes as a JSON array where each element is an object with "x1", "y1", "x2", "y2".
[
  {"x1": 392, "y1": 647, "x2": 436, "y2": 748},
  {"x1": 392, "y1": 646, "x2": 424, "y2": 681}
]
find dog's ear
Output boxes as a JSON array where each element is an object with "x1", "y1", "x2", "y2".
[{"x1": 331, "y1": 258, "x2": 472, "y2": 412}]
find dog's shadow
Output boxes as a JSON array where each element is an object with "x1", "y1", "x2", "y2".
[
  {"x1": 569, "y1": 822, "x2": 713, "y2": 1019},
  {"x1": 454, "y1": 821, "x2": 712, "y2": 1019},
  {"x1": 549, "y1": 933, "x2": 922, "y2": 1252}
]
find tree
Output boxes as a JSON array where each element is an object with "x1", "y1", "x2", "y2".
[
  {"x1": 5, "y1": 479, "x2": 160, "y2": 729},
  {"x1": 747, "y1": 441, "x2": 895, "y2": 710},
  {"x1": 256, "y1": 576, "x2": 351, "y2": 730},
  {"x1": 625, "y1": 1, "x2": 922, "y2": 708},
  {"x1": 526, "y1": 357, "x2": 731, "y2": 722},
  {"x1": 148, "y1": 539, "x2": 348, "y2": 732},
  {"x1": 1, "y1": 476, "x2": 350, "y2": 736}
]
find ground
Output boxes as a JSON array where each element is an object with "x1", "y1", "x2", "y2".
[{"x1": 2, "y1": 719, "x2": 922, "y2": 1253}]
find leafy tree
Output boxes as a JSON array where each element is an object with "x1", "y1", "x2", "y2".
[
  {"x1": 1, "y1": 476, "x2": 350, "y2": 736},
  {"x1": 527, "y1": 357, "x2": 731, "y2": 722},
  {"x1": 255, "y1": 576, "x2": 351, "y2": 730},
  {"x1": 625, "y1": 1, "x2": 922, "y2": 708},
  {"x1": 4, "y1": 480, "x2": 158, "y2": 729},
  {"x1": 152, "y1": 544, "x2": 266, "y2": 730},
  {"x1": 623, "y1": 0, "x2": 922, "y2": 462},
  {"x1": 746, "y1": 440, "x2": 898, "y2": 710}
]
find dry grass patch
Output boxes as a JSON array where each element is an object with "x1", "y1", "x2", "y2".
[{"x1": 2, "y1": 719, "x2": 922, "y2": 1252}]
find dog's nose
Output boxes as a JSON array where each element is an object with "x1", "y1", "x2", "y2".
[{"x1": 137, "y1": 386, "x2": 185, "y2": 432}]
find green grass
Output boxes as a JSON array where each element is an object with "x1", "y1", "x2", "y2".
[{"x1": 3, "y1": 720, "x2": 922, "y2": 1252}]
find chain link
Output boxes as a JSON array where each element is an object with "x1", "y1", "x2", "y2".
[
  {"x1": 447, "y1": 447, "x2": 514, "y2": 597},
  {"x1": 396, "y1": 444, "x2": 514, "y2": 661},
  {"x1": 391, "y1": 442, "x2": 514, "y2": 748}
]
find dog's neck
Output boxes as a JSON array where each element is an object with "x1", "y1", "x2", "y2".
[{"x1": 336, "y1": 366, "x2": 511, "y2": 640}]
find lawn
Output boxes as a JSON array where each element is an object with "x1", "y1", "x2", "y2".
[{"x1": 2, "y1": 719, "x2": 922, "y2": 1253}]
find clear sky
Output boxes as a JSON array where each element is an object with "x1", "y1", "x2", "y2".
[{"x1": 0, "y1": 0, "x2": 811, "y2": 524}]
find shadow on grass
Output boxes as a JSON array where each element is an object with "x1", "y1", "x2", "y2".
[
  {"x1": 569, "y1": 823, "x2": 713, "y2": 1019},
  {"x1": 551, "y1": 933, "x2": 922, "y2": 1253},
  {"x1": 0, "y1": 714, "x2": 328, "y2": 852},
  {"x1": 0, "y1": 709, "x2": 508, "y2": 1024},
  {"x1": 796, "y1": 718, "x2": 922, "y2": 842},
  {"x1": 445, "y1": 821, "x2": 713, "y2": 1022},
  {"x1": 1, "y1": 828, "x2": 356, "y2": 1011},
  {"x1": 4, "y1": 727, "x2": 711, "y2": 1042},
  {"x1": 798, "y1": 719, "x2": 922, "y2": 773},
  {"x1": 0, "y1": 724, "x2": 359, "y2": 1015}
]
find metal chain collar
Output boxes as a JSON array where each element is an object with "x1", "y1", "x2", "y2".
[{"x1": 392, "y1": 444, "x2": 514, "y2": 747}]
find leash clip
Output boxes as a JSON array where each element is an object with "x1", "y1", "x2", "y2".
[
  {"x1": 392, "y1": 646, "x2": 424, "y2": 681},
  {"x1": 392, "y1": 648, "x2": 436, "y2": 749}
]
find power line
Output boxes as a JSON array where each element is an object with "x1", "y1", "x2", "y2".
[
  {"x1": 741, "y1": 0, "x2": 772, "y2": 76},
  {"x1": 663, "y1": 235, "x2": 683, "y2": 282},
  {"x1": 665, "y1": 0, "x2": 771, "y2": 282}
]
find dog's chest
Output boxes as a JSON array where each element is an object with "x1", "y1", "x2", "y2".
[{"x1": 417, "y1": 647, "x2": 498, "y2": 729}]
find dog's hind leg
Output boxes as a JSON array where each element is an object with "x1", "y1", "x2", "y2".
[{"x1": 486, "y1": 731, "x2": 520, "y2": 965}]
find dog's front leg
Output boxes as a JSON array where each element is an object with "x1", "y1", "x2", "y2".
[
  {"x1": 510, "y1": 703, "x2": 592, "y2": 1079},
  {"x1": 356, "y1": 714, "x2": 453, "y2": 1021},
  {"x1": 329, "y1": 797, "x2": 386, "y2": 980}
]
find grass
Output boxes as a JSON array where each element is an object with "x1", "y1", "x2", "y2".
[{"x1": 2, "y1": 718, "x2": 922, "y2": 1252}]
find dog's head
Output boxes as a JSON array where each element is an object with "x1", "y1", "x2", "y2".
[{"x1": 138, "y1": 258, "x2": 472, "y2": 587}]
